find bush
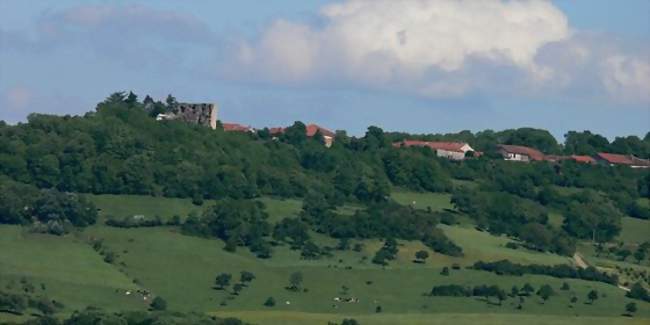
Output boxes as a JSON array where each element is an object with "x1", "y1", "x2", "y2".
[
  {"x1": 150, "y1": 297, "x2": 167, "y2": 311},
  {"x1": 263, "y1": 297, "x2": 276, "y2": 307},
  {"x1": 472, "y1": 260, "x2": 618, "y2": 285}
]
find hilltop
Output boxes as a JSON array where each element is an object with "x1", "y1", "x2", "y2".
[{"x1": 0, "y1": 92, "x2": 648, "y2": 324}]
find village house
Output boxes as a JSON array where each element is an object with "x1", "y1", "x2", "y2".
[
  {"x1": 569, "y1": 155, "x2": 597, "y2": 164},
  {"x1": 497, "y1": 144, "x2": 545, "y2": 162},
  {"x1": 595, "y1": 153, "x2": 650, "y2": 168},
  {"x1": 306, "y1": 124, "x2": 335, "y2": 147},
  {"x1": 543, "y1": 155, "x2": 596, "y2": 164},
  {"x1": 222, "y1": 123, "x2": 254, "y2": 133},
  {"x1": 270, "y1": 123, "x2": 336, "y2": 147},
  {"x1": 393, "y1": 140, "x2": 476, "y2": 160}
]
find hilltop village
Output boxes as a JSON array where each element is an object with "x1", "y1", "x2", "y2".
[{"x1": 159, "y1": 101, "x2": 650, "y2": 169}]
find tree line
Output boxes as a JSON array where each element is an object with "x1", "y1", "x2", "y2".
[{"x1": 0, "y1": 91, "x2": 647, "y2": 249}]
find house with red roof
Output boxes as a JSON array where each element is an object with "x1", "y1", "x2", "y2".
[
  {"x1": 596, "y1": 153, "x2": 650, "y2": 168},
  {"x1": 269, "y1": 123, "x2": 336, "y2": 147},
  {"x1": 222, "y1": 123, "x2": 254, "y2": 133},
  {"x1": 543, "y1": 155, "x2": 596, "y2": 164},
  {"x1": 570, "y1": 155, "x2": 596, "y2": 164},
  {"x1": 497, "y1": 144, "x2": 545, "y2": 162},
  {"x1": 393, "y1": 140, "x2": 475, "y2": 160},
  {"x1": 306, "y1": 124, "x2": 335, "y2": 147}
]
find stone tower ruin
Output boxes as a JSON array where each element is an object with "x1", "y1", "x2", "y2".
[{"x1": 158, "y1": 103, "x2": 218, "y2": 129}]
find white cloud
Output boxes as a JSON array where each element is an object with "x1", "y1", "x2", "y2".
[
  {"x1": 601, "y1": 55, "x2": 650, "y2": 103},
  {"x1": 232, "y1": 0, "x2": 571, "y2": 96}
]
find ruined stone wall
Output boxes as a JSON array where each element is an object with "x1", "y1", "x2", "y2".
[{"x1": 168, "y1": 103, "x2": 218, "y2": 129}]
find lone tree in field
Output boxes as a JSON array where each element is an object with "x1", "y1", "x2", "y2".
[
  {"x1": 522, "y1": 283, "x2": 535, "y2": 296},
  {"x1": 264, "y1": 297, "x2": 276, "y2": 307},
  {"x1": 496, "y1": 289, "x2": 507, "y2": 306},
  {"x1": 288, "y1": 271, "x2": 303, "y2": 291},
  {"x1": 215, "y1": 273, "x2": 232, "y2": 290},
  {"x1": 634, "y1": 249, "x2": 646, "y2": 264},
  {"x1": 440, "y1": 267, "x2": 450, "y2": 276},
  {"x1": 510, "y1": 285, "x2": 519, "y2": 297},
  {"x1": 617, "y1": 248, "x2": 632, "y2": 261},
  {"x1": 537, "y1": 284, "x2": 555, "y2": 304},
  {"x1": 240, "y1": 271, "x2": 255, "y2": 285},
  {"x1": 560, "y1": 282, "x2": 570, "y2": 291},
  {"x1": 233, "y1": 283, "x2": 244, "y2": 295},
  {"x1": 415, "y1": 250, "x2": 429, "y2": 263},
  {"x1": 625, "y1": 302, "x2": 637, "y2": 316},
  {"x1": 150, "y1": 297, "x2": 167, "y2": 311},
  {"x1": 587, "y1": 290, "x2": 599, "y2": 304}
]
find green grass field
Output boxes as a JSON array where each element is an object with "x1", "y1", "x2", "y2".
[
  {"x1": 391, "y1": 190, "x2": 453, "y2": 211},
  {"x1": 87, "y1": 194, "x2": 211, "y2": 222},
  {"x1": 2, "y1": 194, "x2": 649, "y2": 324},
  {"x1": 215, "y1": 311, "x2": 649, "y2": 325},
  {"x1": 0, "y1": 226, "x2": 141, "y2": 312},
  {"x1": 618, "y1": 217, "x2": 650, "y2": 244}
]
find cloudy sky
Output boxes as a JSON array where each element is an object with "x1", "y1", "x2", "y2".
[{"x1": 1, "y1": 0, "x2": 648, "y2": 139}]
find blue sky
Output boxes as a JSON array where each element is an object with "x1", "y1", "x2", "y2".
[{"x1": 1, "y1": 0, "x2": 648, "y2": 140}]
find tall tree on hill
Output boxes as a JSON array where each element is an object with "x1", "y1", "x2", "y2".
[
  {"x1": 165, "y1": 94, "x2": 177, "y2": 108},
  {"x1": 363, "y1": 126, "x2": 388, "y2": 150},
  {"x1": 282, "y1": 122, "x2": 308, "y2": 146},
  {"x1": 215, "y1": 273, "x2": 232, "y2": 290},
  {"x1": 563, "y1": 131, "x2": 610, "y2": 155},
  {"x1": 502, "y1": 128, "x2": 560, "y2": 154}
]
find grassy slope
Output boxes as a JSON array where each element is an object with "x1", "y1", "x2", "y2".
[
  {"x1": 0, "y1": 226, "x2": 140, "y2": 312},
  {"x1": 390, "y1": 190, "x2": 453, "y2": 211},
  {"x1": 2, "y1": 194, "x2": 649, "y2": 324},
  {"x1": 88, "y1": 194, "x2": 210, "y2": 222},
  {"x1": 617, "y1": 217, "x2": 650, "y2": 245},
  {"x1": 215, "y1": 311, "x2": 648, "y2": 325},
  {"x1": 84, "y1": 225, "x2": 649, "y2": 319}
]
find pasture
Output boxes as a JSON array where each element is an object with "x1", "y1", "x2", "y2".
[
  {"x1": 2, "y1": 193, "x2": 649, "y2": 324},
  {"x1": 390, "y1": 190, "x2": 453, "y2": 211}
]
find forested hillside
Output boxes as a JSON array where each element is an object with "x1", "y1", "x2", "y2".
[
  {"x1": 1, "y1": 92, "x2": 648, "y2": 255},
  {"x1": 1, "y1": 92, "x2": 649, "y2": 324}
]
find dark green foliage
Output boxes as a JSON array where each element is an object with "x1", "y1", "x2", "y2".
[
  {"x1": 273, "y1": 217, "x2": 310, "y2": 248},
  {"x1": 429, "y1": 284, "x2": 470, "y2": 297},
  {"x1": 452, "y1": 188, "x2": 574, "y2": 255},
  {"x1": 341, "y1": 319, "x2": 360, "y2": 325},
  {"x1": 288, "y1": 272, "x2": 303, "y2": 291},
  {"x1": 0, "y1": 291, "x2": 28, "y2": 314},
  {"x1": 182, "y1": 199, "x2": 271, "y2": 256},
  {"x1": 59, "y1": 307, "x2": 242, "y2": 325},
  {"x1": 300, "y1": 241, "x2": 323, "y2": 260},
  {"x1": 536, "y1": 284, "x2": 555, "y2": 302},
  {"x1": 415, "y1": 250, "x2": 429, "y2": 263},
  {"x1": 472, "y1": 260, "x2": 618, "y2": 285},
  {"x1": 626, "y1": 282, "x2": 650, "y2": 302},
  {"x1": 240, "y1": 271, "x2": 255, "y2": 284},
  {"x1": 422, "y1": 228, "x2": 464, "y2": 257},
  {"x1": 625, "y1": 302, "x2": 637, "y2": 315},
  {"x1": 587, "y1": 290, "x2": 599, "y2": 304},
  {"x1": 562, "y1": 193, "x2": 623, "y2": 243},
  {"x1": 105, "y1": 215, "x2": 163, "y2": 228},
  {"x1": 430, "y1": 284, "x2": 507, "y2": 304},
  {"x1": 563, "y1": 131, "x2": 610, "y2": 156},
  {"x1": 215, "y1": 273, "x2": 232, "y2": 290},
  {"x1": 383, "y1": 149, "x2": 452, "y2": 192},
  {"x1": 0, "y1": 179, "x2": 97, "y2": 233},
  {"x1": 263, "y1": 297, "x2": 276, "y2": 307},
  {"x1": 372, "y1": 238, "x2": 399, "y2": 266},
  {"x1": 560, "y1": 282, "x2": 570, "y2": 291},
  {"x1": 150, "y1": 296, "x2": 167, "y2": 311}
]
